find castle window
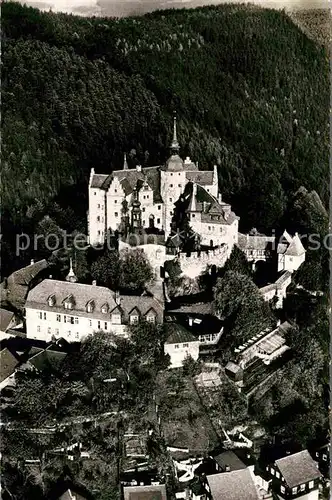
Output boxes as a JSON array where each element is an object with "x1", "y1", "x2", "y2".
[
  {"x1": 142, "y1": 208, "x2": 146, "y2": 212},
  {"x1": 56, "y1": 314, "x2": 61, "y2": 322},
  {"x1": 55, "y1": 329, "x2": 59, "y2": 335},
  {"x1": 89, "y1": 320, "x2": 92, "y2": 327},
  {"x1": 183, "y1": 343, "x2": 189, "y2": 348},
  {"x1": 94, "y1": 192, "x2": 96, "y2": 195},
  {"x1": 143, "y1": 195, "x2": 146, "y2": 200},
  {"x1": 171, "y1": 173, "x2": 173, "y2": 176},
  {"x1": 67, "y1": 331, "x2": 71, "y2": 337},
  {"x1": 98, "y1": 321, "x2": 101, "y2": 330},
  {"x1": 170, "y1": 184, "x2": 173, "y2": 187},
  {"x1": 98, "y1": 204, "x2": 100, "y2": 208},
  {"x1": 208, "y1": 226, "x2": 211, "y2": 231},
  {"x1": 147, "y1": 195, "x2": 149, "y2": 199},
  {"x1": 192, "y1": 214, "x2": 195, "y2": 218},
  {"x1": 98, "y1": 230, "x2": 101, "y2": 235},
  {"x1": 170, "y1": 212, "x2": 173, "y2": 216},
  {"x1": 64, "y1": 316, "x2": 67, "y2": 323},
  {"x1": 37, "y1": 326, "x2": 40, "y2": 332},
  {"x1": 48, "y1": 327, "x2": 51, "y2": 334},
  {"x1": 44, "y1": 312, "x2": 47, "y2": 320},
  {"x1": 114, "y1": 189, "x2": 117, "y2": 193},
  {"x1": 169, "y1": 198, "x2": 172, "y2": 202},
  {"x1": 158, "y1": 205, "x2": 161, "y2": 210},
  {"x1": 75, "y1": 317, "x2": 79, "y2": 324},
  {"x1": 157, "y1": 218, "x2": 160, "y2": 224},
  {"x1": 97, "y1": 216, "x2": 100, "y2": 222},
  {"x1": 174, "y1": 344, "x2": 179, "y2": 349},
  {"x1": 75, "y1": 332, "x2": 79, "y2": 339},
  {"x1": 115, "y1": 212, "x2": 118, "y2": 217},
  {"x1": 143, "y1": 220, "x2": 145, "y2": 226},
  {"x1": 39, "y1": 312, "x2": 42, "y2": 319},
  {"x1": 104, "y1": 322, "x2": 108, "y2": 330},
  {"x1": 178, "y1": 184, "x2": 181, "y2": 188}
]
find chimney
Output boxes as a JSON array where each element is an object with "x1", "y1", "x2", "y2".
[
  {"x1": 136, "y1": 164, "x2": 142, "y2": 172},
  {"x1": 196, "y1": 161, "x2": 199, "y2": 169},
  {"x1": 218, "y1": 193, "x2": 222, "y2": 204},
  {"x1": 225, "y1": 465, "x2": 231, "y2": 472},
  {"x1": 92, "y1": 280, "x2": 97, "y2": 286},
  {"x1": 115, "y1": 290, "x2": 121, "y2": 305},
  {"x1": 49, "y1": 275, "x2": 53, "y2": 279},
  {"x1": 30, "y1": 259, "x2": 35, "y2": 265},
  {"x1": 188, "y1": 317, "x2": 193, "y2": 327}
]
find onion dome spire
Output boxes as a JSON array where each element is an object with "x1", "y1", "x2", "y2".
[
  {"x1": 66, "y1": 257, "x2": 78, "y2": 283},
  {"x1": 123, "y1": 153, "x2": 128, "y2": 170},
  {"x1": 170, "y1": 112, "x2": 180, "y2": 154}
]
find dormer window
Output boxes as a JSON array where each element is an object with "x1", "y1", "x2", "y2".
[
  {"x1": 112, "y1": 313, "x2": 121, "y2": 325},
  {"x1": 146, "y1": 308, "x2": 156, "y2": 323},
  {"x1": 129, "y1": 307, "x2": 140, "y2": 325},
  {"x1": 48, "y1": 294, "x2": 56, "y2": 307},
  {"x1": 64, "y1": 294, "x2": 75, "y2": 310},
  {"x1": 101, "y1": 303, "x2": 109, "y2": 314},
  {"x1": 86, "y1": 300, "x2": 95, "y2": 313}
]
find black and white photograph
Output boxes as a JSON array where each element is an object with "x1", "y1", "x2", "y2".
[{"x1": 0, "y1": 0, "x2": 330, "y2": 498}]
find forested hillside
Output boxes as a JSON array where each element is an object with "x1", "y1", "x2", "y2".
[{"x1": 2, "y1": 2, "x2": 329, "y2": 275}]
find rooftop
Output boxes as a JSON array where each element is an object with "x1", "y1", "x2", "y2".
[
  {"x1": 206, "y1": 469, "x2": 259, "y2": 500},
  {"x1": 123, "y1": 484, "x2": 167, "y2": 500},
  {"x1": 0, "y1": 348, "x2": 20, "y2": 383},
  {"x1": 213, "y1": 450, "x2": 247, "y2": 471},
  {"x1": 165, "y1": 323, "x2": 198, "y2": 345},
  {"x1": 26, "y1": 280, "x2": 163, "y2": 323},
  {"x1": 275, "y1": 450, "x2": 321, "y2": 488},
  {"x1": 0, "y1": 309, "x2": 15, "y2": 332}
]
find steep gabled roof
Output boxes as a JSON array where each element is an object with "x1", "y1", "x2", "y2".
[
  {"x1": 275, "y1": 450, "x2": 321, "y2": 488},
  {"x1": 123, "y1": 484, "x2": 167, "y2": 500},
  {"x1": 285, "y1": 233, "x2": 305, "y2": 256}
]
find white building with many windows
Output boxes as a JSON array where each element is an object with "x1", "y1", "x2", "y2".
[
  {"x1": 87, "y1": 117, "x2": 237, "y2": 247},
  {"x1": 25, "y1": 279, "x2": 164, "y2": 342}
]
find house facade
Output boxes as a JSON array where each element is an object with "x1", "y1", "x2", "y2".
[
  {"x1": 25, "y1": 279, "x2": 164, "y2": 342},
  {"x1": 88, "y1": 117, "x2": 238, "y2": 250},
  {"x1": 164, "y1": 323, "x2": 200, "y2": 368},
  {"x1": 265, "y1": 450, "x2": 321, "y2": 499}
]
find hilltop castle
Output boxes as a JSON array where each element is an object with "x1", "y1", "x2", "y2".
[{"x1": 88, "y1": 116, "x2": 239, "y2": 254}]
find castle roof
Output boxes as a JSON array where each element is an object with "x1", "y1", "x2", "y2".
[
  {"x1": 90, "y1": 166, "x2": 163, "y2": 203},
  {"x1": 277, "y1": 232, "x2": 305, "y2": 256},
  {"x1": 184, "y1": 183, "x2": 237, "y2": 225},
  {"x1": 238, "y1": 233, "x2": 275, "y2": 251},
  {"x1": 185, "y1": 170, "x2": 213, "y2": 185},
  {"x1": 165, "y1": 153, "x2": 184, "y2": 172}
]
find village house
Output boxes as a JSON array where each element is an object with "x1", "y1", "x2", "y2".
[
  {"x1": 0, "y1": 259, "x2": 49, "y2": 311},
  {"x1": 204, "y1": 468, "x2": 260, "y2": 500},
  {"x1": 263, "y1": 449, "x2": 321, "y2": 499},
  {"x1": 25, "y1": 278, "x2": 164, "y2": 342},
  {"x1": 88, "y1": 116, "x2": 238, "y2": 254},
  {"x1": 164, "y1": 323, "x2": 200, "y2": 368}
]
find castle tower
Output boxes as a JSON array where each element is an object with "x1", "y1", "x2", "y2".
[
  {"x1": 170, "y1": 113, "x2": 180, "y2": 155},
  {"x1": 131, "y1": 187, "x2": 142, "y2": 232}
]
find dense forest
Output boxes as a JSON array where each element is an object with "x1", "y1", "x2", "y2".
[{"x1": 2, "y1": 1, "x2": 329, "y2": 277}]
